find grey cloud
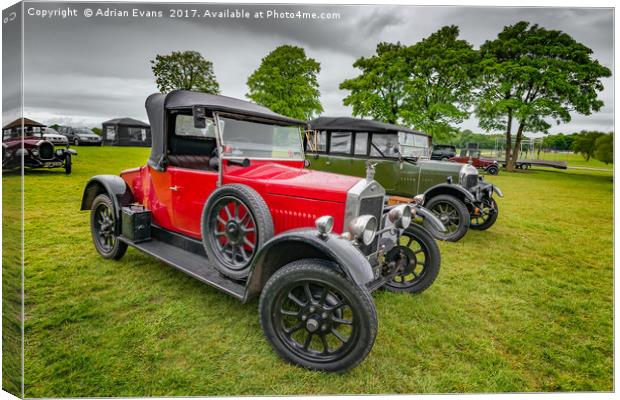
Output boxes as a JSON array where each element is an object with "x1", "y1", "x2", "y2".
[{"x1": 12, "y1": 2, "x2": 613, "y2": 135}]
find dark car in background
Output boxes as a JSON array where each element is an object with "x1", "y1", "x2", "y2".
[
  {"x1": 59, "y1": 127, "x2": 103, "y2": 146},
  {"x1": 431, "y1": 144, "x2": 457, "y2": 161},
  {"x1": 2, "y1": 118, "x2": 76, "y2": 174}
]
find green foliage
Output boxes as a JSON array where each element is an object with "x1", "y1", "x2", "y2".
[
  {"x1": 594, "y1": 133, "x2": 613, "y2": 164},
  {"x1": 438, "y1": 129, "x2": 501, "y2": 149},
  {"x1": 150, "y1": 51, "x2": 220, "y2": 94},
  {"x1": 91, "y1": 127, "x2": 102, "y2": 136},
  {"x1": 572, "y1": 131, "x2": 605, "y2": 161},
  {"x1": 49, "y1": 124, "x2": 61, "y2": 131},
  {"x1": 246, "y1": 45, "x2": 323, "y2": 120},
  {"x1": 340, "y1": 42, "x2": 408, "y2": 124},
  {"x1": 475, "y1": 21, "x2": 611, "y2": 170},
  {"x1": 340, "y1": 26, "x2": 477, "y2": 140},
  {"x1": 399, "y1": 26, "x2": 479, "y2": 141},
  {"x1": 541, "y1": 133, "x2": 576, "y2": 151}
]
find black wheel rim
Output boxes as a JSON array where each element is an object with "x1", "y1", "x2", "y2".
[
  {"x1": 94, "y1": 203, "x2": 116, "y2": 252},
  {"x1": 387, "y1": 234, "x2": 428, "y2": 288},
  {"x1": 208, "y1": 196, "x2": 257, "y2": 271},
  {"x1": 430, "y1": 201, "x2": 460, "y2": 234},
  {"x1": 471, "y1": 201, "x2": 495, "y2": 226},
  {"x1": 272, "y1": 280, "x2": 360, "y2": 363}
]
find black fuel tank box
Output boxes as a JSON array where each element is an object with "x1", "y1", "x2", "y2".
[{"x1": 121, "y1": 205, "x2": 151, "y2": 242}]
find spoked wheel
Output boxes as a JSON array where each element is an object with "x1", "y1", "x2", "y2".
[
  {"x1": 486, "y1": 165, "x2": 499, "y2": 175},
  {"x1": 202, "y1": 184, "x2": 273, "y2": 279},
  {"x1": 423, "y1": 194, "x2": 470, "y2": 242},
  {"x1": 90, "y1": 194, "x2": 127, "y2": 260},
  {"x1": 209, "y1": 197, "x2": 257, "y2": 271},
  {"x1": 260, "y1": 259, "x2": 377, "y2": 372},
  {"x1": 383, "y1": 224, "x2": 440, "y2": 294},
  {"x1": 470, "y1": 198, "x2": 499, "y2": 231}
]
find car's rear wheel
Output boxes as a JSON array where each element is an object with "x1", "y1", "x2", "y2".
[
  {"x1": 202, "y1": 184, "x2": 273, "y2": 280},
  {"x1": 423, "y1": 194, "x2": 470, "y2": 242},
  {"x1": 383, "y1": 224, "x2": 440, "y2": 294},
  {"x1": 90, "y1": 194, "x2": 127, "y2": 260},
  {"x1": 259, "y1": 259, "x2": 377, "y2": 372},
  {"x1": 64, "y1": 154, "x2": 72, "y2": 174},
  {"x1": 74, "y1": 139, "x2": 79, "y2": 146},
  {"x1": 441, "y1": 156, "x2": 449, "y2": 161},
  {"x1": 470, "y1": 198, "x2": 499, "y2": 231}
]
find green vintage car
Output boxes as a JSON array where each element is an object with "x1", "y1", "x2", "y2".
[{"x1": 305, "y1": 117, "x2": 503, "y2": 241}]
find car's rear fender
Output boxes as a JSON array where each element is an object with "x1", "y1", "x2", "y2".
[
  {"x1": 243, "y1": 229, "x2": 374, "y2": 301},
  {"x1": 80, "y1": 175, "x2": 134, "y2": 234},
  {"x1": 423, "y1": 183, "x2": 476, "y2": 205}
]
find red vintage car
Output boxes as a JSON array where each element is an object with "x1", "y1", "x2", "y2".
[
  {"x1": 2, "y1": 118, "x2": 76, "y2": 174},
  {"x1": 81, "y1": 90, "x2": 444, "y2": 372},
  {"x1": 450, "y1": 149, "x2": 500, "y2": 175}
]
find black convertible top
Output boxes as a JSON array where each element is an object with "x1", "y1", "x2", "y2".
[
  {"x1": 145, "y1": 90, "x2": 305, "y2": 170},
  {"x1": 310, "y1": 116, "x2": 429, "y2": 137}
]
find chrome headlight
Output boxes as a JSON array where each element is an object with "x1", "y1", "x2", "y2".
[
  {"x1": 315, "y1": 215, "x2": 334, "y2": 236},
  {"x1": 348, "y1": 215, "x2": 377, "y2": 245},
  {"x1": 388, "y1": 204, "x2": 413, "y2": 229},
  {"x1": 31, "y1": 149, "x2": 39, "y2": 156},
  {"x1": 459, "y1": 164, "x2": 478, "y2": 185},
  {"x1": 56, "y1": 149, "x2": 64, "y2": 156},
  {"x1": 413, "y1": 194, "x2": 425, "y2": 205}
]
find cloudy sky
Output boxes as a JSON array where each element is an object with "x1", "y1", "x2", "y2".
[{"x1": 5, "y1": 3, "x2": 614, "y2": 135}]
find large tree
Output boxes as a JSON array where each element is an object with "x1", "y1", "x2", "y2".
[
  {"x1": 246, "y1": 45, "x2": 323, "y2": 120},
  {"x1": 572, "y1": 130, "x2": 605, "y2": 161},
  {"x1": 399, "y1": 26, "x2": 478, "y2": 140},
  {"x1": 594, "y1": 133, "x2": 613, "y2": 164},
  {"x1": 151, "y1": 50, "x2": 220, "y2": 94},
  {"x1": 340, "y1": 42, "x2": 409, "y2": 124},
  {"x1": 475, "y1": 21, "x2": 611, "y2": 171}
]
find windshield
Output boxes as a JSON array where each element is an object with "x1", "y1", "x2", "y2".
[
  {"x1": 218, "y1": 117, "x2": 304, "y2": 160},
  {"x1": 76, "y1": 128, "x2": 94, "y2": 135},
  {"x1": 398, "y1": 131, "x2": 429, "y2": 158}
]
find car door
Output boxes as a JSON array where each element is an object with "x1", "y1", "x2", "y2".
[{"x1": 168, "y1": 167, "x2": 218, "y2": 238}]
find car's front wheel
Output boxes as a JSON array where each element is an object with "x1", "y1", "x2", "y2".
[
  {"x1": 423, "y1": 194, "x2": 470, "y2": 242},
  {"x1": 90, "y1": 194, "x2": 127, "y2": 260},
  {"x1": 74, "y1": 139, "x2": 79, "y2": 146},
  {"x1": 470, "y1": 198, "x2": 499, "y2": 231},
  {"x1": 486, "y1": 165, "x2": 499, "y2": 175},
  {"x1": 259, "y1": 259, "x2": 377, "y2": 372},
  {"x1": 383, "y1": 224, "x2": 440, "y2": 294}
]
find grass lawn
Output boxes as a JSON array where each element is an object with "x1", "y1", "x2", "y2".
[
  {"x1": 4, "y1": 146, "x2": 613, "y2": 396},
  {"x1": 478, "y1": 149, "x2": 613, "y2": 170}
]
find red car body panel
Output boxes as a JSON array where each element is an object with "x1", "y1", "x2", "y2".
[
  {"x1": 120, "y1": 160, "x2": 359, "y2": 240},
  {"x1": 3, "y1": 135, "x2": 43, "y2": 150},
  {"x1": 449, "y1": 155, "x2": 497, "y2": 169}
]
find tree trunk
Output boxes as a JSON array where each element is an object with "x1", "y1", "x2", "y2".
[
  {"x1": 511, "y1": 121, "x2": 525, "y2": 171},
  {"x1": 505, "y1": 108, "x2": 514, "y2": 172}
]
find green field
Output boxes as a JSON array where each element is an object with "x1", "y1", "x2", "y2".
[{"x1": 3, "y1": 147, "x2": 613, "y2": 396}]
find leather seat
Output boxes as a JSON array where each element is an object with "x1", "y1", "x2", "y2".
[{"x1": 167, "y1": 155, "x2": 212, "y2": 171}]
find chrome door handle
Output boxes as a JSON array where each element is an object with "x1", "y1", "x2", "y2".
[{"x1": 169, "y1": 185, "x2": 179, "y2": 191}]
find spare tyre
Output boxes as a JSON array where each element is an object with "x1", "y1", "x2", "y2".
[{"x1": 201, "y1": 184, "x2": 274, "y2": 280}]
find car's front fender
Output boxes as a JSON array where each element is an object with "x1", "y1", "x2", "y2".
[
  {"x1": 424, "y1": 183, "x2": 476, "y2": 204},
  {"x1": 243, "y1": 229, "x2": 374, "y2": 301}
]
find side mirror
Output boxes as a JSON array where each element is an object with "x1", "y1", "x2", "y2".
[
  {"x1": 193, "y1": 106, "x2": 207, "y2": 129},
  {"x1": 304, "y1": 159, "x2": 311, "y2": 168}
]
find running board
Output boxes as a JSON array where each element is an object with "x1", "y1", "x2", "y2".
[{"x1": 119, "y1": 229, "x2": 245, "y2": 301}]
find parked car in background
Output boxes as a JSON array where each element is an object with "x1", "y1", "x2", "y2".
[
  {"x1": 450, "y1": 148, "x2": 500, "y2": 175},
  {"x1": 42, "y1": 127, "x2": 69, "y2": 146},
  {"x1": 59, "y1": 127, "x2": 103, "y2": 146},
  {"x1": 306, "y1": 117, "x2": 503, "y2": 242},
  {"x1": 2, "y1": 118, "x2": 76, "y2": 174},
  {"x1": 431, "y1": 144, "x2": 457, "y2": 161},
  {"x1": 81, "y1": 90, "x2": 444, "y2": 372}
]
